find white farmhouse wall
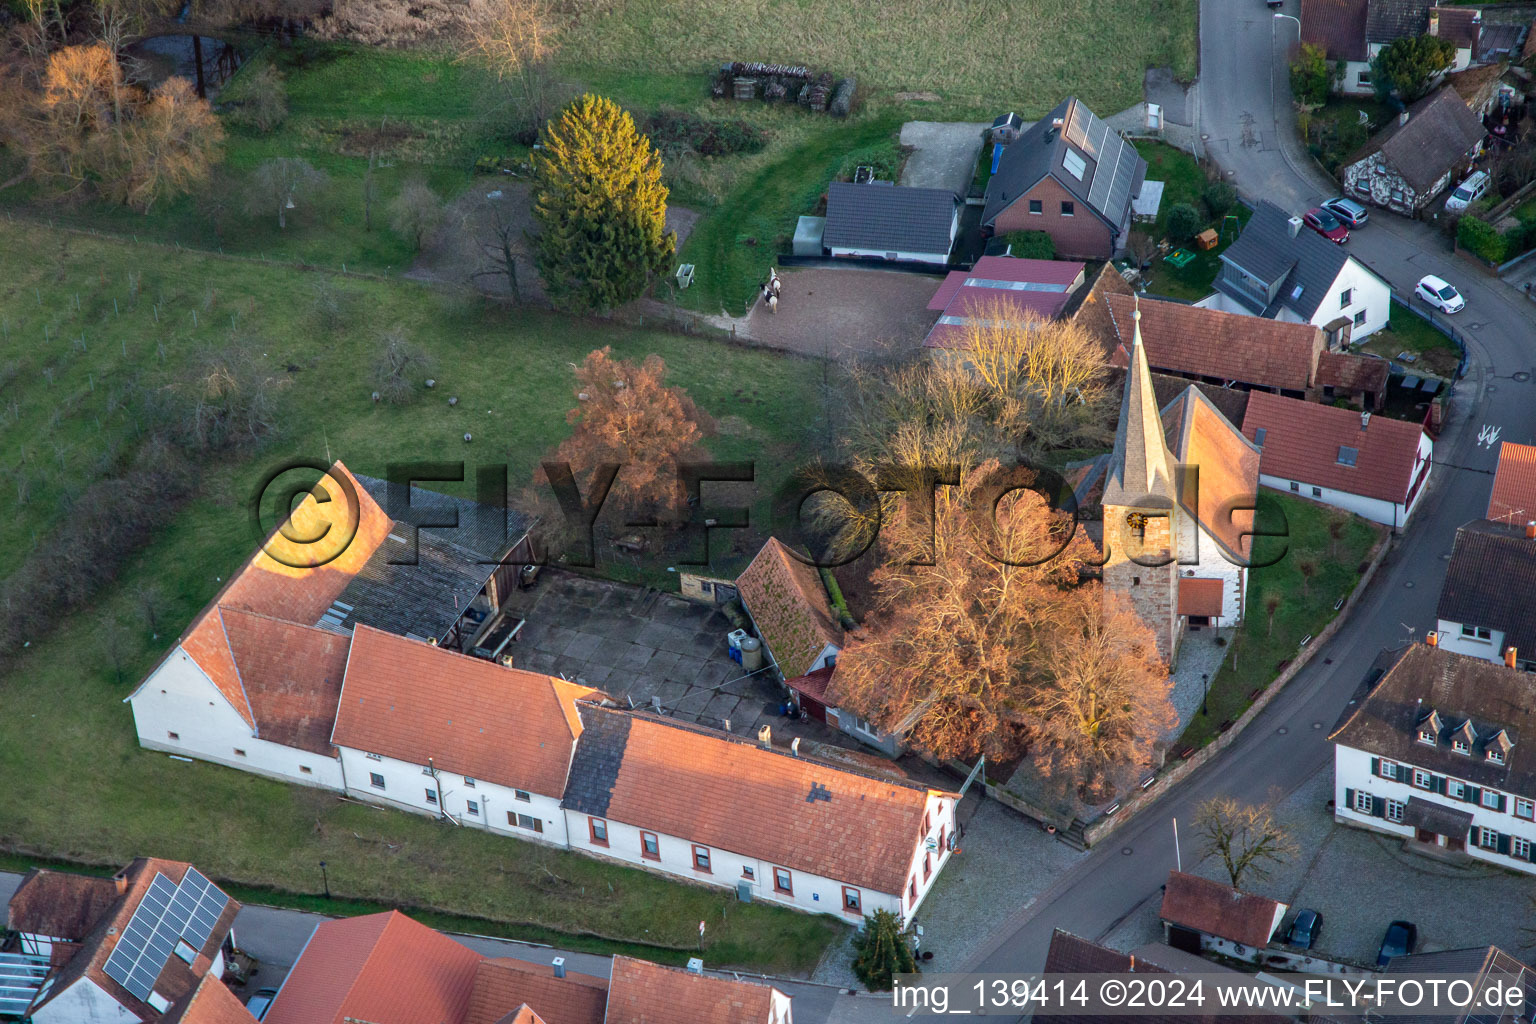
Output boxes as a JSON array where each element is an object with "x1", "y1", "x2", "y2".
[
  {"x1": 1316, "y1": 260, "x2": 1390, "y2": 340},
  {"x1": 335, "y1": 747, "x2": 570, "y2": 847},
  {"x1": 1434, "y1": 619, "x2": 1507, "y2": 662},
  {"x1": 1173, "y1": 513, "x2": 1249, "y2": 627},
  {"x1": 128, "y1": 651, "x2": 343, "y2": 791},
  {"x1": 1337, "y1": 60, "x2": 1374, "y2": 95},
  {"x1": 1195, "y1": 292, "x2": 1250, "y2": 315},
  {"x1": 1334, "y1": 744, "x2": 1536, "y2": 875},
  {"x1": 828, "y1": 211, "x2": 958, "y2": 264},
  {"x1": 1258, "y1": 476, "x2": 1406, "y2": 528},
  {"x1": 902, "y1": 791, "x2": 958, "y2": 921},
  {"x1": 31, "y1": 978, "x2": 141, "y2": 1024},
  {"x1": 770, "y1": 989, "x2": 793, "y2": 1024}
]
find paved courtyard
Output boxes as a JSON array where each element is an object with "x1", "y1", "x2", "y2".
[
  {"x1": 497, "y1": 570, "x2": 844, "y2": 747},
  {"x1": 1101, "y1": 768, "x2": 1536, "y2": 964},
  {"x1": 898, "y1": 121, "x2": 989, "y2": 193}
]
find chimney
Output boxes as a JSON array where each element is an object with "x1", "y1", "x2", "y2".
[
  {"x1": 552, "y1": 957, "x2": 566, "y2": 979},
  {"x1": 1361, "y1": 411, "x2": 1371, "y2": 430},
  {"x1": 1287, "y1": 215, "x2": 1304, "y2": 238},
  {"x1": 687, "y1": 957, "x2": 705, "y2": 975},
  {"x1": 1507, "y1": 647, "x2": 1518, "y2": 669},
  {"x1": 723, "y1": 718, "x2": 731, "y2": 733},
  {"x1": 1428, "y1": 9, "x2": 1439, "y2": 35},
  {"x1": 1427, "y1": 631, "x2": 1438, "y2": 647},
  {"x1": 114, "y1": 872, "x2": 129, "y2": 895},
  {"x1": 428, "y1": 636, "x2": 438, "y2": 646},
  {"x1": 1526, "y1": 521, "x2": 1535, "y2": 540},
  {"x1": 791, "y1": 737, "x2": 801, "y2": 756},
  {"x1": 1398, "y1": 110, "x2": 1410, "y2": 127},
  {"x1": 500, "y1": 654, "x2": 514, "y2": 668},
  {"x1": 758, "y1": 724, "x2": 772, "y2": 747}
]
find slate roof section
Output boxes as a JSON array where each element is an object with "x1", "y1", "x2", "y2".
[
  {"x1": 735, "y1": 538, "x2": 842, "y2": 679},
  {"x1": 1242, "y1": 391, "x2": 1428, "y2": 504},
  {"x1": 1217, "y1": 201, "x2": 1362, "y2": 321},
  {"x1": 1402, "y1": 795, "x2": 1473, "y2": 835},
  {"x1": 1488, "y1": 441, "x2": 1536, "y2": 524},
  {"x1": 823, "y1": 182, "x2": 959, "y2": 257},
  {"x1": 263, "y1": 911, "x2": 483, "y2": 1024},
  {"x1": 464, "y1": 958, "x2": 609, "y2": 1024},
  {"x1": 1447, "y1": 61, "x2": 1506, "y2": 106},
  {"x1": 332, "y1": 625, "x2": 598, "y2": 796},
  {"x1": 1159, "y1": 871, "x2": 1283, "y2": 947},
  {"x1": 983, "y1": 97, "x2": 1147, "y2": 231},
  {"x1": 28, "y1": 859, "x2": 239, "y2": 1022},
  {"x1": 1102, "y1": 306, "x2": 1177, "y2": 507},
  {"x1": 160, "y1": 974, "x2": 259, "y2": 1024},
  {"x1": 324, "y1": 528, "x2": 498, "y2": 642},
  {"x1": 5, "y1": 869, "x2": 121, "y2": 940},
  {"x1": 1302, "y1": 0, "x2": 1370, "y2": 61},
  {"x1": 1160, "y1": 387, "x2": 1261, "y2": 562},
  {"x1": 355, "y1": 474, "x2": 532, "y2": 565},
  {"x1": 1103, "y1": 293, "x2": 1324, "y2": 392},
  {"x1": 562, "y1": 704, "x2": 950, "y2": 894},
  {"x1": 1366, "y1": 0, "x2": 1431, "y2": 41},
  {"x1": 924, "y1": 256, "x2": 1086, "y2": 349},
  {"x1": 1436, "y1": 519, "x2": 1536, "y2": 655},
  {"x1": 606, "y1": 956, "x2": 781, "y2": 1024},
  {"x1": 1316, "y1": 351, "x2": 1390, "y2": 396},
  {"x1": 1329, "y1": 644, "x2": 1536, "y2": 793},
  {"x1": 220, "y1": 608, "x2": 350, "y2": 757},
  {"x1": 1344, "y1": 87, "x2": 1486, "y2": 194},
  {"x1": 1383, "y1": 946, "x2": 1536, "y2": 1024}
]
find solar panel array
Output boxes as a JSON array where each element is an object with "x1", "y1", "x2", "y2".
[
  {"x1": 1063, "y1": 99, "x2": 1140, "y2": 224},
  {"x1": 101, "y1": 869, "x2": 230, "y2": 1002}
]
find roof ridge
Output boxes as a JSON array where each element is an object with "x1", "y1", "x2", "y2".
[{"x1": 214, "y1": 607, "x2": 257, "y2": 729}]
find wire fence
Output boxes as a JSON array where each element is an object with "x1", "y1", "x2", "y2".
[{"x1": 1388, "y1": 289, "x2": 1471, "y2": 381}]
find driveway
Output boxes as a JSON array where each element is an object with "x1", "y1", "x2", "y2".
[
  {"x1": 898, "y1": 121, "x2": 990, "y2": 194},
  {"x1": 742, "y1": 267, "x2": 942, "y2": 358}
]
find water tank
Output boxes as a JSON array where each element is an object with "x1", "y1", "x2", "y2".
[{"x1": 739, "y1": 636, "x2": 763, "y2": 671}]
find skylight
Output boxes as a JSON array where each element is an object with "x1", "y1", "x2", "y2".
[
  {"x1": 1337, "y1": 446, "x2": 1358, "y2": 467},
  {"x1": 1254, "y1": 428, "x2": 1267, "y2": 447},
  {"x1": 1290, "y1": 284, "x2": 1305, "y2": 301},
  {"x1": 1063, "y1": 149, "x2": 1087, "y2": 181}
]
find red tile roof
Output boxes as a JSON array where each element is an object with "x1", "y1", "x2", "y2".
[
  {"x1": 29, "y1": 859, "x2": 240, "y2": 1022},
  {"x1": 464, "y1": 959, "x2": 608, "y2": 1024},
  {"x1": 606, "y1": 957, "x2": 780, "y2": 1024},
  {"x1": 1160, "y1": 387, "x2": 1260, "y2": 561},
  {"x1": 1242, "y1": 391, "x2": 1428, "y2": 504},
  {"x1": 1103, "y1": 295, "x2": 1324, "y2": 393},
  {"x1": 496, "y1": 1008, "x2": 546, "y2": 1024},
  {"x1": 1178, "y1": 579, "x2": 1225, "y2": 617},
  {"x1": 1065, "y1": 263, "x2": 1136, "y2": 353},
  {"x1": 332, "y1": 626, "x2": 598, "y2": 796},
  {"x1": 924, "y1": 256, "x2": 1086, "y2": 349},
  {"x1": 161, "y1": 974, "x2": 259, "y2": 1024},
  {"x1": 735, "y1": 539, "x2": 842, "y2": 679},
  {"x1": 263, "y1": 911, "x2": 483, "y2": 1024},
  {"x1": 1159, "y1": 871, "x2": 1283, "y2": 947},
  {"x1": 564, "y1": 705, "x2": 949, "y2": 895},
  {"x1": 783, "y1": 665, "x2": 835, "y2": 703},
  {"x1": 1315, "y1": 351, "x2": 1390, "y2": 395},
  {"x1": 1489, "y1": 442, "x2": 1536, "y2": 525},
  {"x1": 221, "y1": 609, "x2": 350, "y2": 756},
  {"x1": 6, "y1": 869, "x2": 121, "y2": 940},
  {"x1": 1302, "y1": 0, "x2": 1370, "y2": 61},
  {"x1": 1431, "y1": 6, "x2": 1481, "y2": 47}
]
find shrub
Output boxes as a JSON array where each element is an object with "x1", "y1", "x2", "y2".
[
  {"x1": 836, "y1": 144, "x2": 901, "y2": 183},
  {"x1": 372, "y1": 328, "x2": 434, "y2": 403},
  {"x1": 1165, "y1": 203, "x2": 1203, "y2": 242},
  {"x1": 223, "y1": 63, "x2": 288, "y2": 133},
  {"x1": 643, "y1": 111, "x2": 767, "y2": 158},
  {"x1": 998, "y1": 229, "x2": 1057, "y2": 260},
  {"x1": 1457, "y1": 216, "x2": 1508, "y2": 264},
  {"x1": 1203, "y1": 181, "x2": 1237, "y2": 220},
  {"x1": 1289, "y1": 43, "x2": 1332, "y2": 107}
]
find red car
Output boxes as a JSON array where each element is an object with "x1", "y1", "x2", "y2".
[{"x1": 1304, "y1": 207, "x2": 1349, "y2": 244}]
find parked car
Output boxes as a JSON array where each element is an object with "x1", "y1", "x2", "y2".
[
  {"x1": 1286, "y1": 909, "x2": 1323, "y2": 949},
  {"x1": 1321, "y1": 196, "x2": 1369, "y2": 228},
  {"x1": 1416, "y1": 274, "x2": 1466, "y2": 313},
  {"x1": 1445, "y1": 170, "x2": 1489, "y2": 213},
  {"x1": 1376, "y1": 921, "x2": 1418, "y2": 966},
  {"x1": 246, "y1": 988, "x2": 278, "y2": 1021},
  {"x1": 1304, "y1": 207, "x2": 1349, "y2": 244}
]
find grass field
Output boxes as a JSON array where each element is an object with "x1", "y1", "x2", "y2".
[
  {"x1": 1175, "y1": 492, "x2": 1384, "y2": 750},
  {"x1": 1132, "y1": 141, "x2": 1251, "y2": 302},
  {"x1": 0, "y1": 223, "x2": 842, "y2": 970},
  {"x1": 1359, "y1": 300, "x2": 1462, "y2": 378}
]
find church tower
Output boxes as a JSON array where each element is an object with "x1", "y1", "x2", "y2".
[{"x1": 1101, "y1": 302, "x2": 1181, "y2": 664}]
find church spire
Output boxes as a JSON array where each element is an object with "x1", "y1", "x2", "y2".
[{"x1": 1102, "y1": 298, "x2": 1174, "y2": 506}]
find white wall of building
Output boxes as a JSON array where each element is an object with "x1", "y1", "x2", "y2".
[
  {"x1": 127, "y1": 651, "x2": 344, "y2": 791},
  {"x1": 1435, "y1": 620, "x2": 1507, "y2": 662},
  {"x1": 1315, "y1": 260, "x2": 1390, "y2": 340},
  {"x1": 828, "y1": 212, "x2": 958, "y2": 265},
  {"x1": 770, "y1": 988, "x2": 793, "y2": 1024},
  {"x1": 31, "y1": 978, "x2": 140, "y2": 1024},
  {"x1": 335, "y1": 746, "x2": 570, "y2": 847},
  {"x1": 1259, "y1": 476, "x2": 1404, "y2": 529},
  {"x1": 1174, "y1": 513, "x2": 1249, "y2": 627},
  {"x1": 1334, "y1": 743, "x2": 1536, "y2": 875}
]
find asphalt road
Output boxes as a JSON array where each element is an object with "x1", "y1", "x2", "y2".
[{"x1": 955, "y1": 0, "x2": 1536, "y2": 982}]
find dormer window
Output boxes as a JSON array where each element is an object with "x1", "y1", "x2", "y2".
[
  {"x1": 1489, "y1": 748, "x2": 1506, "y2": 765},
  {"x1": 1453, "y1": 739, "x2": 1470, "y2": 754},
  {"x1": 1417, "y1": 709, "x2": 1444, "y2": 745},
  {"x1": 1418, "y1": 729, "x2": 1437, "y2": 745}
]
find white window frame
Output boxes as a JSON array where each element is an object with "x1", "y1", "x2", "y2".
[
  {"x1": 370, "y1": 773, "x2": 385, "y2": 789},
  {"x1": 1489, "y1": 749, "x2": 1506, "y2": 765},
  {"x1": 1482, "y1": 789, "x2": 1501, "y2": 809},
  {"x1": 1353, "y1": 789, "x2": 1374, "y2": 813},
  {"x1": 1514, "y1": 836, "x2": 1532, "y2": 860},
  {"x1": 1480, "y1": 827, "x2": 1499, "y2": 850},
  {"x1": 1453, "y1": 739, "x2": 1470, "y2": 755},
  {"x1": 466, "y1": 799, "x2": 479, "y2": 816},
  {"x1": 1448, "y1": 780, "x2": 1466, "y2": 799},
  {"x1": 1418, "y1": 730, "x2": 1437, "y2": 745},
  {"x1": 1379, "y1": 759, "x2": 1399, "y2": 780},
  {"x1": 1413, "y1": 769, "x2": 1433, "y2": 789},
  {"x1": 1385, "y1": 799, "x2": 1406, "y2": 824}
]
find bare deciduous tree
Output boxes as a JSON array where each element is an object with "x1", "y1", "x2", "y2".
[
  {"x1": 470, "y1": 198, "x2": 528, "y2": 300},
  {"x1": 371, "y1": 328, "x2": 432, "y2": 404},
  {"x1": 387, "y1": 178, "x2": 443, "y2": 250},
  {"x1": 245, "y1": 156, "x2": 327, "y2": 229},
  {"x1": 1264, "y1": 591, "x2": 1282, "y2": 637},
  {"x1": 1192, "y1": 796, "x2": 1299, "y2": 889},
  {"x1": 459, "y1": 0, "x2": 559, "y2": 135}
]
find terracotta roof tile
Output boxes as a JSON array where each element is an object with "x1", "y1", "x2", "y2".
[
  {"x1": 1159, "y1": 871, "x2": 1283, "y2": 947},
  {"x1": 332, "y1": 626, "x2": 598, "y2": 796},
  {"x1": 1160, "y1": 388, "x2": 1261, "y2": 561},
  {"x1": 1178, "y1": 579, "x2": 1225, "y2": 617},
  {"x1": 1104, "y1": 295, "x2": 1324, "y2": 392},
  {"x1": 5, "y1": 869, "x2": 120, "y2": 940},
  {"x1": 562, "y1": 705, "x2": 949, "y2": 895},
  {"x1": 1065, "y1": 262, "x2": 1136, "y2": 357},
  {"x1": 496, "y1": 1007, "x2": 546, "y2": 1024},
  {"x1": 1302, "y1": 0, "x2": 1370, "y2": 61},
  {"x1": 783, "y1": 665, "x2": 835, "y2": 703},
  {"x1": 1316, "y1": 351, "x2": 1390, "y2": 395},
  {"x1": 161, "y1": 974, "x2": 258, "y2": 1024},
  {"x1": 1432, "y1": 6, "x2": 1481, "y2": 48},
  {"x1": 1242, "y1": 391, "x2": 1428, "y2": 504},
  {"x1": 1488, "y1": 442, "x2": 1536, "y2": 525},
  {"x1": 222, "y1": 609, "x2": 350, "y2": 757},
  {"x1": 736, "y1": 539, "x2": 842, "y2": 679},
  {"x1": 263, "y1": 911, "x2": 483, "y2": 1024},
  {"x1": 606, "y1": 957, "x2": 780, "y2": 1024},
  {"x1": 465, "y1": 959, "x2": 608, "y2": 1024}
]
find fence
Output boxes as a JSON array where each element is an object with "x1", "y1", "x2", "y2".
[{"x1": 1388, "y1": 289, "x2": 1471, "y2": 380}]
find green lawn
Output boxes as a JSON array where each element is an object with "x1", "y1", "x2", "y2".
[
  {"x1": 1359, "y1": 300, "x2": 1462, "y2": 378},
  {"x1": 1175, "y1": 492, "x2": 1384, "y2": 750},
  {"x1": 1303, "y1": 97, "x2": 1393, "y2": 176},
  {"x1": 0, "y1": 223, "x2": 842, "y2": 971},
  {"x1": 1132, "y1": 141, "x2": 1251, "y2": 301}
]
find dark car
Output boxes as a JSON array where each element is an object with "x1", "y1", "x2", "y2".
[
  {"x1": 246, "y1": 988, "x2": 279, "y2": 1021},
  {"x1": 1286, "y1": 909, "x2": 1323, "y2": 950},
  {"x1": 1321, "y1": 196, "x2": 1369, "y2": 229},
  {"x1": 1303, "y1": 207, "x2": 1349, "y2": 244},
  {"x1": 1376, "y1": 921, "x2": 1417, "y2": 966}
]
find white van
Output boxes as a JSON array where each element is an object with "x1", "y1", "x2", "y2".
[{"x1": 1445, "y1": 170, "x2": 1489, "y2": 213}]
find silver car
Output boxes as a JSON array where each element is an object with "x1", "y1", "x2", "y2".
[{"x1": 1321, "y1": 196, "x2": 1369, "y2": 228}]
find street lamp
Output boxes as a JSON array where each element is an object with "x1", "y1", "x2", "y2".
[
  {"x1": 1273, "y1": 11, "x2": 1302, "y2": 35},
  {"x1": 1201, "y1": 673, "x2": 1211, "y2": 717},
  {"x1": 319, "y1": 860, "x2": 331, "y2": 899}
]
